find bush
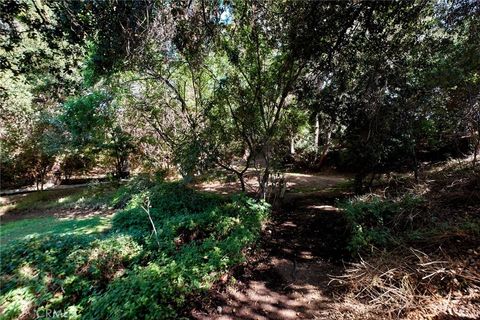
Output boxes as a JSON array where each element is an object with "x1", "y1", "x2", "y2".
[
  {"x1": 61, "y1": 154, "x2": 94, "y2": 181},
  {"x1": 67, "y1": 236, "x2": 142, "y2": 286},
  {"x1": 341, "y1": 194, "x2": 423, "y2": 253},
  {"x1": 86, "y1": 195, "x2": 269, "y2": 319},
  {"x1": 0, "y1": 181, "x2": 269, "y2": 319}
]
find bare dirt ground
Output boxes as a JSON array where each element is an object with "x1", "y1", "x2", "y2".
[
  {"x1": 191, "y1": 169, "x2": 480, "y2": 320},
  {"x1": 190, "y1": 191, "x2": 379, "y2": 319},
  {"x1": 195, "y1": 172, "x2": 373, "y2": 319},
  {"x1": 197, "y1": 172, "x2": 348, "y2": 195}
]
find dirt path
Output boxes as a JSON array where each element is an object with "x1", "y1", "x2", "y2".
[
  {"x1": 196, "y1": 172, "x2": 348, "y2": 195},
  {"x1": 191, "y1": 190, "x2": 375, "y2": 320}
]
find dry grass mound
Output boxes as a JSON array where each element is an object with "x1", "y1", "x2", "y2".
[{"x1": 332, "y1": 158, "x2": 480, "y2": 319}]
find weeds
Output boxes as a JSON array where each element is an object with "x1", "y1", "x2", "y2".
[{"x1": 332, "y1": 247, "x2": 480, "y2": 317}]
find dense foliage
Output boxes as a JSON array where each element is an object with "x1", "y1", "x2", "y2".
[
  {"x1": 1, "y1": 2, "x2": 478, "y2": 318},
  {"x1": 341, "y1": 161, "x2": 480, "y2": 254},
  {"x1": 341, "y1": 194, "x2": 424, "y2": 253},
  {"x1": 0, "y1": 177, "x2": 269, "y2": 319},
  {"x1": 1, "y1": 0, "x2": 478, "y2": 193}
]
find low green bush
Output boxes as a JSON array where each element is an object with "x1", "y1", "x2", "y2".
[
  {"x1": 340, "y1": 194, "x2": 423, "y2": 253},
  {"x1": 0, "y1": 181, "x2": 269, "y2": 319},
  {"x1": 86, "y1": 198, "x2": 268, "y2": 319}
]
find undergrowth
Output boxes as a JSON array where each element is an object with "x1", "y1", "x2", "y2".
[
  {"x1": 340, "y1": 194, "x2": 424, "y2": 253},
  {"x1": 0, "y1": 176, "x2": 270, "y2": 319},
  {"x1": 335, "y1": 159, "x2": 480, "y2": 317}
]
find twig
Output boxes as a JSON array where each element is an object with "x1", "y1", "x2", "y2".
[{"x1": 141, "y1": 196, "x2": 161, "y2": 248}]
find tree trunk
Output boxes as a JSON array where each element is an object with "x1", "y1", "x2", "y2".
[
  {"x1": 413, "y1": 153, "x2": 419, "y2": 183},
  {"x1": 318, "y1": 126, "x2": 331, "y2": 168},
  {"x1": 243, "y1": 147, "x2": 250, "y2": 161},
  {"x1": 215, "y1": 152, "x2": 251, "y2": 193},
  {"x1": 314, "y1": 113, "x2": 320, "y2": 159},
  {"x1": 368, "y1": 172, "x2": 376, "y2": 190},
  {"x1": 354, "y1": 172, "x2": 365, "y2": 194},
  {"x1": 259, "y1": 167, "x2": 270, "y2": 200},
  {"x1": 290, "y1": 136, "x2": 295, "y2": 155},
  {"x1": 471, "y1": 119, "x2": 479, "y2": 167},
  {"x1": 474, "y1": 137, "x2": 479, "y2": 167},
  {"x1": 237, "y1": 172, "x2": 246, "y2": 192},
  {"x1": 40, "y1": 166, "x2": 48, "y2": 190},
  {"x1": 258, "y1": 147, "x2": 271, "y2": 200}
]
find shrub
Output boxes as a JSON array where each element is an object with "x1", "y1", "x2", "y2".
[
  {"x1": 112, "y1": 181, "x2": 223, "y2": 233},
  {"x1": 0, "y1": 181, "x2": 269, "y2": 319},
  {"x1": 85, "y1": 195, "x2": 269, "y2": 319},
  {"x1": 68, "y1": 236, "x2": 142, "y2": 285},
  {"x1": 341, "y1": 194, "x2": 423, "y2": 253}
]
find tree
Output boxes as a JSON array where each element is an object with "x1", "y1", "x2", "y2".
[
  {"x1": 85, "y1": 0, "x2": 304, "y2": 196},
  {"x1": 204, "y1": 0, "x2": 304, "y2": 197},
  {"x1": 290, "y1": 0, "x2": 470, "y2": 192},
  {"x1": 0, "y1": 0, "x2": 85, "y2": 188},
  {"x1": 61, "y1": 92, "x2": 135, "y2": 178}
]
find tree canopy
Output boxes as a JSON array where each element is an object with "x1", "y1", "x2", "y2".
[{"x1": 1, "y1": 0, "x2": 479, "y2": 193}]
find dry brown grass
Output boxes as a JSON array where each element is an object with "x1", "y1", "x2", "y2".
[
  {"x1": 330, "y1": 157, "x2": 480, "y2": 319},
  {"x1": 331, "y1": 240, "x2": 480, "y2": 319}
]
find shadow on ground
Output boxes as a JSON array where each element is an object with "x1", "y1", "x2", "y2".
[{"x1": 190, "y1": 193, "x2": 373, "y2": 320}]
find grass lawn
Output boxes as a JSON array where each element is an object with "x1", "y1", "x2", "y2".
[
  {"x1": 0, "y1": 215, "x2": 112, "y2": 245},
  {"x1": 1, "y1": 184, "x2": 119, "y2": 217}
]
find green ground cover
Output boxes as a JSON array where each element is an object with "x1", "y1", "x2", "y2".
[{"x1": 0, "y1": 177, "x2": 269, "y2": 319}]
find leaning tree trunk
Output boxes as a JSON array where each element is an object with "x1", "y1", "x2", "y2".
[
  {"x1": 215, "y1": 152, "x2": 252, "y2": 193},
  {"x1": 317, "y1": 125, "x2": 332, "y2": 168},
  {"x1": 236, "y1": 172, "x2": 246, "y2": 192}
]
